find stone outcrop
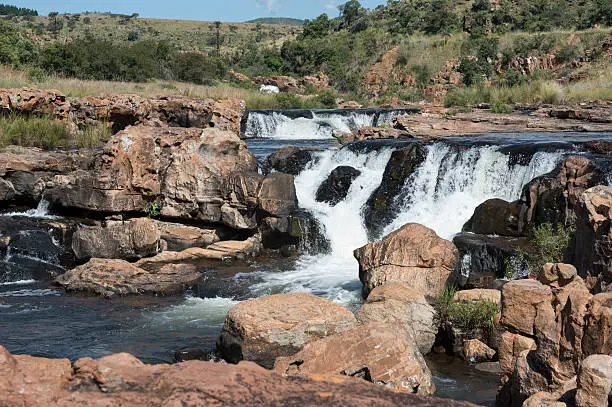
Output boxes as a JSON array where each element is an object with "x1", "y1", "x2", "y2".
[
  {"x1": 274, "y1": 322, "x2": 436, "y2": 396},
  {"x1": 354, "y1": 283, "x2": 436, "y2": 354},
  {"x1": 573, "y1": 186, "x2": 612, "y2": 289},
  {"x1": 495, "y1": 267, "x2": 612, "y2": 406},
  {"x1": 334, "y1": 126, "x2": 412, "y2": 144},
  {"x1": 71, "y1": 218, "x2": 160, "y2": 261},
  {"x1": 55, "y1": 258, "x2": 201, "y2": 297},
  {"x1": 363, "y1": 143, "x2": 427, "y2": 238},
  {"x1": 0, "y1": 146, "x2": 87, "y2": 206},
  {"x1": 216, "y1": 292, "x2": 357, "y2": 368},
  {"x1": 265, "y1": 145, "x2": 321, "y2": 175},
  {"x1": 355, "y1": 223, "x2": 459, "y2": 299},
  {"x1": 0, "y1": 345, "x2": 476, "y2": 407},
  {"x1": 392, "y1": 106, "x2": 612, "y2": 138},
  {"x1": 315, "y1": 166, "x2": 361, "y2": 206},
  {"x1": 253, "y1": 76, "x2": 302, "y2": 92},
  {"x1": 463, "y1": 199, "x2": 524, "y2": 237},
  {"x1": 454, "y1": 288, "x2": 502, "y2": 306},
  {"x1": 575, "y1": 354, "x2": 612, "y2": 407},
  {"x1": 0, "y1": 88, "x2": 247, "y2": 135},
  {"x1": 154, "y1": 220, "x2": 220, "y2": 251},
  {"x1": 462, "y1": 339, "x2": 496, "y2": 363}
]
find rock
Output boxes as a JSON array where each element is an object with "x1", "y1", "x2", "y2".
[
  {"x1": 0, "y1": 345, "x2": 474, "y2": 407},
  {"x1": 364, "y1": 143, "x2": 427, "y2": 239},
  {"x1": 258, "y1": 172, "x2": 298, "y2": 217},
  {"x1": 575, "y1": 354, "x2": 612, "y2": 407},
  {"x1": 55, "y1": 258, "x2": 201, "y2": 297},
  {"x1": 216, "y1": 293, "x2": 357, "y2": 368},
  {"x1": 266, "y1": 146, "x2": 321, "y2": 175},
  {"x1": 463, "y1": 199, "x2": 524, "y2": 237},
  {"x1": 154, "y1": 221, "x2": 220, "y2": 251},
  {"x1": 355, "y1": 223, "x2": 459, "y2": 299},
  {"x1": 315, "y1": 166, "x2": 361, "y2": 206},
  {"x1": 300, "y1": 72, "x2": 329, "y2": 91},
  {"x1": 462, "y1": 339, "x2": 496, "y2": 363},
  {"x1": 71, "y1": 218, "x2": 160, "y2": 261},
  {"x1": 0, "y1": 87, "x2": 69, "y2": 119},
  {"x1": 253, "y1": 76, "x2": 302, "y2": 92},
  {"x1": 573, "y1": 186, "x2": 612, "y2": 287},
  {"x1": 363, "y1": 47, "x2": 401, "y2": 97},
  {"x1": 501, "y1": 279, "x2": 553, "y2": 336},
  {"x1": 582, "y1": 293, "x2": 612, "y2": 357},
  {"x1": 354, "y1": 283, "x2": 436, "y2": 354},
  {"x1": 454, "y1": 289, "x2": 502, "y2": 306},
  {"x1": 48, "y1": 126, "x2": 261, "y2": 230},
  {"x1": 334, "y1": 126, "x2": 412, "y2": 144},
  {"x1": 539, "y1": 263, "x2": 578, "y2": 285},
  {"x1": 274, "y1": 322, "x2": 436, "y2": 396}
]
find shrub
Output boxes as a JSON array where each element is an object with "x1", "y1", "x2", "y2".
[
  {"x1": 274, "y1": 93, "x2": 303, "y2": 109},
  {"x1": 436, "y1": 286, "x2": 499, "y2": 334},
  {"x1": 76, "y1": 123, "x2": 112, "y2": 149},
  {"x1": 491, "y1": 99, "x2": 512, "y2": 113},
  {"x1": 0, "y1": 114, "x2": 70, "y2": 149}
]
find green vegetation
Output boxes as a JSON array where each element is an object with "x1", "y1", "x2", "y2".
[
  {"x1": 504, "y1": 222, "x2": 575, "y2": 279},
  {"x1": 436, "y1": 286, "x2": 499, "y2": 334},
  {"x1": 246, "y1": 18, "x2": 304, "y2": 26},
  {"x1": 0, "y1": 4, "x2": 37, "y2": 16},
  {"x1": 0, "y1": 114, "x2": 70, "y2": 149}
]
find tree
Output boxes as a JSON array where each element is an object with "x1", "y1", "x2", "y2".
[
  {"x1": 214, "y1": 21, "x2": 222, "y2": 57},
  {"x1": 48, "y1": 11, "x2": 58, "y2": 39},
  {"x1": 302, "y1": 14, "x2": 332, "y2": 39},
  {"x1": 338, "y1": 0, "x2": 364, "y2": 29}
]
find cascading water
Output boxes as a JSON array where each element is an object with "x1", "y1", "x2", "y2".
[
  {"x1": 382, "y1": 143, "x2": 564, "y2": 240},
  {"x1": 249, "y1": 146, "x2": 394, "y2": 307},
  {"x1": 243, "y1": 109, "x2": 416, "y2": 140}
]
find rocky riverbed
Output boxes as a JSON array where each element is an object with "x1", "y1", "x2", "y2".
[{"x1": 1, "y1": 89, "x2": 612, "y2": 406}]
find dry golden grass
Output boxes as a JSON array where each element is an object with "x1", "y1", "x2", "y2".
[{"x1": 0, "y1": 66, "x2": 280, "y2": 108}]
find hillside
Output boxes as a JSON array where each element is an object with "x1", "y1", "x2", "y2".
[{"x1": 247, "y1": 17, "x2": 304, "y2": 26}]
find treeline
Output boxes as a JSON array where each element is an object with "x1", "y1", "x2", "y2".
[{"x1": 0, "y1": 4, "x2": 37, "y2": 16}]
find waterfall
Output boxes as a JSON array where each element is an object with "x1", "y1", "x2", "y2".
[
  {"x1": 1, "y1": 200, "x2": 56, "y2": 219},
  {"x1": 243, "y1": 109, "x2": 416, "y2": 139},
  {"x1": 382, "y1": 143, "x2": 564, "y2": 240},
  {"x1": 249, "y1": 146, "x2": 394, "y2": 307}
]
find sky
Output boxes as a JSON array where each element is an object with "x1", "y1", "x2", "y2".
[{"x1": 12, "y1": 0, "x2": 387, "y2": 22}]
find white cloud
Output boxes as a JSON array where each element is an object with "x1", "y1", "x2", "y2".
[{"x1": 256, "y1": 0, "x2": 281, "y2": 12}]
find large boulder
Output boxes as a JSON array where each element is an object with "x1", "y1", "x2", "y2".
[
  {"x1": 575, "y1": 354, "x2": 612, "y2": 407},
  {"x1": 463, "y1": 199, "x2": 524, "y2": 237},
  {"x1": 257, "y1": 172, "x2": 297, "y2": 217},
  {"x1": 355, "y1": 223, "x2": 459, "y2": 299},
  {"x1": 573, "y1": 186, "x2": 612, "y2": 288},
  {"x1": 500, "y1": 279, "x2": 553, "y2": 336},
  {"x1": 334, "y1": 126, "x2": 412, "y2": 144},
  {"x1": 0, "y1": 345, "x2": 474, "y2": 407},
  {"x1": 154, "y1": 220, "x2": 220, "y2": 251},
  {"x1": 582, "y1": 292, "x2": 612, "y2": 357},
  {"x1": 498, "y1": 332, "x2": 537, "y2": 375},
  {"x1": 274, "y1": 322, "x2": 436, "y2": 396},
  {"x1": 265, "y1": 146, "x2": 321, "y2": 175},
  {"x1": 363, "y1": 144, "x2": 427, "y2": 239},
  {"x1": 55, "y1": 258, "x2": 201, "y2": 297},
  {"x1": 47, "y1": 126, "x2": 262, "y2": 230},
  {"x1": 216, "y1": 293, "x2": 357, "y2": 368},
  {"x1": 71, "y1": 218, "x2": 160, "y2": 261},
  {"x1": 315, "y1": 166, "x2": 361, "y2": 206},
  {"x1": 354, "y1": 283, "x2": 436, "y2": 354}
]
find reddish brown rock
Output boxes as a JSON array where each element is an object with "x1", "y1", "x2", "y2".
[
  {"x1": 0, "y1": 87, "x2": 69, "y2": 119},
  {"x1": 0, "y1": 345, "x2": 474, "y2": 407},
  {"x1": 301, "y1": 72, "x2": 329, "y2": 91},
  {"x1": 154, "y1": 220, "x2": 220, "y2": 251},
  {"x1": 364, "y1": 47, "x2": 401, "y2": 97},
  {"x1": 217, "y1": 292, "x2": 357, "y2": 368},
  {"x1": 501, "y1": 279, "x2": 553, "y2": 336},
  {"x1": 253, "y1": 76, "x2": 302, "y2": 92},
  {"x1": 454, "y1": 289, "x2": 502, "y2": 306},
  {"x1": 583, "y1": 292, "x2": 612, "y2": 357},
  {"x1": 334, "y1": 126, "x2": 412, "y2": 144},
  {"x1": 355, "y1": 223, "x2": 459, "y2": 299},
  {"x1": 354, "y1": 283, "x2": 437, "y2": 354},
  {"x1": 499, "y1": 332, "x2": 537, "y2": 375},
  {"x1": 462, "y1": 339, "x2": 496, "y2": 363},
  {"x1": 55, "y1": 258, "x2": 201, "y2": 297},
  {"x1": 575, "y1": 354, "x2": 612, "y2": 407},
  {"x1": 274, "y1": 322, "x2": 436, "y2": 396}
]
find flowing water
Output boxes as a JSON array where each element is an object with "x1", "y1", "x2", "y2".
[{"x1": 2, "y1": 107, "x2": 612, "y2": 405}]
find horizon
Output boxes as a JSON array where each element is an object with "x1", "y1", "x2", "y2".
[{"x1": 9, "y1": 0, "x2": 387, "y2": 22}]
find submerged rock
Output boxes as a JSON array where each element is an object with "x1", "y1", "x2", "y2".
[
  {"x1": 355, "y1": 223, "x2": 459, "y2": 299},
  {"x1": 315, "y1": 166, "x2": 361, "y2": 206},
  {"x1": 274, "y1": 322, "x2": 436, "y2": 396},
  {"x1": 364, "y1": 143, "x2": 427, "y2": 239},
  {"x1": 216, "y1": 292, "x2": 357, "y2": 368}
]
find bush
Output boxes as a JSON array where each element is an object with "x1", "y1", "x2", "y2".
[
  {"x1": 76, "y1": 123, "x2": 112, "y2": 149},
  {"x1": 491, "y1": 99, "x2": 512, "y2": 113},
  {"x1": 172, "y1": 52, "x2": 227, "y2": 85},
  {"x1": 0, "y1": 114, "x2": 70, "y2": 149},
  {"x1": 274, "y1": 93, "x2": 303, "y2": 109},
  {"x1": 436, "y1": 286, "x2": 499, "y2": 334},
  {"x1": 313, "y1": 90, "x2": 337, "y2": 108}
]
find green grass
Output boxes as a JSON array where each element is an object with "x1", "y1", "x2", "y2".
[
  {"x1": 436, "y1": 286, "x2": 499, "y2": 334},
  {"x1": 0, "y1": 114, "x2": 70, "y2": 149}
]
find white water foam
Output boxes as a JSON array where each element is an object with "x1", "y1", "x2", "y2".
[
  {"x1": 147, "y1": 296, "x2": 239, "y2": 329},
  {"x1": 249, "y1": 147, "x2": 394, "y2": 307},
  {"x1": 0, "y1": 279, "x2": 36, "y2": 286},
  {"x1": 0, "y1": 288, "x2": 60, "y2": 297},
  {"x1": 1, "y1": 200, "x2": 57, "y2": 219},
  {"x1": 382, "y1": 144, "x2": 564, "y2": 240}
]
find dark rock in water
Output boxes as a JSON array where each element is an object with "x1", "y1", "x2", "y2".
[
  {"x1": 463, "y1": 199, "x2": 524, "y2": 237},
  {"x1": 315, "y1": 166, "x2": 361, "y2": 206},
  {"x1": 265, "y1": 146, "x2": 321, "y2": 175},
  {"x1": 453, "y1": 233, "x2": 532, "y2": 289},
  {"x1": 364, "y1": 143, "x2": 427, "y2": 239},
  {"x1": 0, "y1": 216, "x2": 77, "y2": 283},
  {"x1": 173, "y1": 348, "x2": 209, "y2": 362},
  {"x1": 260, "y1": 211, "x2": 330, "y2": 253},
  {"x1": 580, "y1": 140, "x2": 612, "y2": 155},
  {"x1": 280, "y1": 245, "x2": 298, "y2": 257}
]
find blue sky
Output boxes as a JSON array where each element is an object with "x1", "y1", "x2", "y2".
[{"x1": 13, "y1": 0, "x2": 387, "y2": 21}]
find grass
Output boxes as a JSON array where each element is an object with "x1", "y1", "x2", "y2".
[
  {"x1": 436, "y1": 286, "x2": 499, "y2": 334},
  {"x1": 0, "y1": 114, "x2": 70, "y2": 149},
  {"x1": 0, "y1": 114, "x2": 112, "y2": 150}
]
